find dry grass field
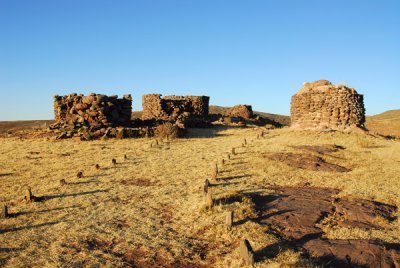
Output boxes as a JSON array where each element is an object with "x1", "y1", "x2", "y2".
[
  {"x1": 365, "y1": 110, "x2": 400, "y2": 137},
  {"x1": 1, "y1": 125, "x2": 400, "y2": 267}
]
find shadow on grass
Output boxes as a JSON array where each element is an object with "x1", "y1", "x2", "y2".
[
  {"x1": 39, "y1": 189, "x2": 109, "y2": 201},
  {"x1": 12, "y1": 205, "x2": 80, "y2": 217},
  {"x1": 0, "y1": 173, "x2": 12, "y2": 177},
  {"x1": 0, "y1": 220, "x2": 65, "y2": 234},
  {"x1": 0, "y1": 247, "x2": 23, "y2": 253},
  {"x1": 222, "y1": 174, "x2": 252, "y2": 181},
  {"x1": 68, "y1": 179, "x2": 100, "y2": 185}
]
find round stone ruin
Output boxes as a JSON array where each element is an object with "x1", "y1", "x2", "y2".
[{"x1": 290, "y1": 80, "x2": 365, "y2": 130}]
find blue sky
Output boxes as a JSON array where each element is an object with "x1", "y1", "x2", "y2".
[{"x1": 0, "y1": 0, "x2": 399, "y2": 120}]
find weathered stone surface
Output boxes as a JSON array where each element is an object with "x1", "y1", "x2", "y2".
[
  {"x1": 142, "y1": 94, "x2": 209, "y2": 121},
  {"x1": 253, "y1": 186, "x2": 399, "y2": 267},
  {"x1": 53, "y1": 93, "x2": 132, "y2": 129},
  {"x1": 226, "y1": 105, "x2": 253, "y2": 119},
  {"x1": 265, "y1": 152, "x2": 350, "y2": 172},
  {"x1": 291, "y1": 80, "x2": 365, "y2": 130},
  {"x1": 303, "y1": 239, "x2": 400, "y2": 268}
]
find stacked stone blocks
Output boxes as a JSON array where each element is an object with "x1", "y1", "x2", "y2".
[{"x1": 291, "y1": 80, "x2": 365, "y2": 130}]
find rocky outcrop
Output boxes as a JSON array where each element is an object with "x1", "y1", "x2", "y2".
[{"x1": 290, "y1": 80, "x2": 365, "y2": 130}]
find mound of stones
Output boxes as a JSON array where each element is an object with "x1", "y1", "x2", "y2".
[
  {"x1": 291, "y1": 80, "x2": 365, "y2": 130},
  {"x1": 226, "y1": 105, "x2": 254, "y2": 119}
]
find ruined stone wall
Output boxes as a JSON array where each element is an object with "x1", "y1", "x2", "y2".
[
  {"x1": 53, "y1": 93, "x2": 132, "y2": 128},
  {"x1": 290, "y1": 80, "x2": 365, "y2": 130},
  {"x1": 142, "y1": 94, "x2": 210, "y2": 120}
]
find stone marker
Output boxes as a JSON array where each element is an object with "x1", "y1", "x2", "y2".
[
  {"x1": 220, "y1": 159, "x2": 225, "y2": 166},
  {"x1": 204, "y1": 179, "x2": 210, "y2": 196},
  {"x1": 77, "y1": 171, "x2": 84, "y2": 178},
  {"x1": 124, "y1": 154, "x2": 128, "y2": 160},
  {"x1": 59, "y1": 179, "x2": 67, "y2": 186},
  {"x1": 232, "y1": 148, "x2": 236, "y2": 155},
  {"x1": 25, "y1": 187, "x2": 34, "y2": 202},
  {"x1": 211, "y1": 167, "x2": 218, "y2": 181},
  {"x1": 95, "y1": 164, "x2": 100, "y2": 170},
  {"x1": 240, "y1": 239, "x2": 255, "y2": 265},
  {"x1": 206, "y1": 191, "x2": 214, "y2": 209},
  {"x1": 112, "y1": 158, "x2": 117, "y2": 165},
  {"x1": 214, "y1": 163, "x2": 219, "y2": 174},
  {"x1": 226, "y1": 211, "x2": 234, "y2": 230},
  {"x1": 1, "y1": 205, "x2": 9, "y2": 219}
]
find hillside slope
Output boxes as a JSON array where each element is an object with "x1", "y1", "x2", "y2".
[{"x1": 365, "y1": 110, "x2": 400, "y2": 137}]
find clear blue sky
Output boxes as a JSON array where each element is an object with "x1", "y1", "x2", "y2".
[{"x1": 1, "y1": 0, "x2": 399, "y2": 120}]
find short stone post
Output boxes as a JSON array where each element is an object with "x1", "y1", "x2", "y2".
[
  {"x1": 240, "y1": 239, "x2": 255, "y2": 265},
  {"x1": 25, "y1": 187, "x2": 34, "y2": 202},
  {"x1": 226, "y1": 211, "x2": 234, "y2": 230},
  {"x1": 112, "y1": 158, "x2": 117, "y2": 165},
  {"x1": 203, "y1": 179, "x2": 210, "y2": 196},
  {"x1": 206, "y1": 191, "x2": 214, "y2": 209},
  {"x1": 59, "y1": 179, "x2": 67, "y2": 186},
  {"x1": 1, "y1": 205, "x2": 9, "y2": 219}
]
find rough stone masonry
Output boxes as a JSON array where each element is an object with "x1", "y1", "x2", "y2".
[
  {"x1": 142, "y1": 94, "x2": 210, "y2": 121},
  {"x1": 290, "y1": 80, "x2": 365, "y2": 130},
  {"x1": 53, "y1": 93, "x2": 132, "y2": 129}
]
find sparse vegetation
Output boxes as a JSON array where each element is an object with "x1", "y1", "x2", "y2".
[{"x1": 0, "y1": 126, "x2": 399, "y2": 267}]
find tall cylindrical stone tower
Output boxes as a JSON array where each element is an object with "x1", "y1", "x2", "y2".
[{"x1": 290, "y1": 80, "x2": 365, "y2": 130}]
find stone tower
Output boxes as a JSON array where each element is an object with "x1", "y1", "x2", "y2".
[{"x1": 290, "y1": 80, "x2": 365, "y2": 130}]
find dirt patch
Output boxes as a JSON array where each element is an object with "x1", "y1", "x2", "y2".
[
  {"x1": 292, "y1": 144, "x2": 345, "y2": 155},
  {"x1": 265, "y1": 152, "x2": 350, "y2": 172},
  {"x1": 252, "y1": 186, "x2": 398, "y2": 267}
]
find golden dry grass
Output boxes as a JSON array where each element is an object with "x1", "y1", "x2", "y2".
[
  {"x1": 365, "y1": 109, "x2": 400, "y2": 137},
  {"x1": 0, "y1": 126, "x2": 399, "y2": 267}
]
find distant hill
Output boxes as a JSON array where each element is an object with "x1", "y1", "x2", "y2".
[{"x1": 365, "y1": 110, "x2": 400, "y2": 137}]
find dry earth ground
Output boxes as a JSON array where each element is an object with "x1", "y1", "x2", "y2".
[{"x1": 0, "y1": 126, "x2": 400, "y2": 267}]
